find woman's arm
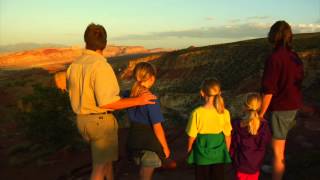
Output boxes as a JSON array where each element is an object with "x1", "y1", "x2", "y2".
[
  {"x1": 259, "y1": 94, "x2": 273, "y2": 118},
  {"x1": 153, "y1": 123, "x2": 170, "y2": 158},
  {"x1": 260, "y1": 54, "x2": 278, "y2": 118}
]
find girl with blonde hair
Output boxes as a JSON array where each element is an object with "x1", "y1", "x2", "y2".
[
  {"x1": 230, "y1": 93, "x2": 271, "y2": 180},
  {"x1": 125, "y1": 62, "x2": 170, "y2": 180},
  {"x1": 186, "y1": 78, "x2": 232, "y2": 180}
]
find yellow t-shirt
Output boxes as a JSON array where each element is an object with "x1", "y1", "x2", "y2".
[
  {"x1": 185, "y1": 106, "x2": 232, "y2": 138},
  {"x1": 67, "y1": 49, "x2": 120, "y2": 115}
]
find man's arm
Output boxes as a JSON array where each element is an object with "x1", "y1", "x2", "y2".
[
  {"x1": 100, "y1": 92, "x2": 156, "y2": 110},
  {"x1": 95, "y1": 61, "x2": 157, "y2": 110}
]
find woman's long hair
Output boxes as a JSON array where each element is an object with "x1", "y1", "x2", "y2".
[
  {"x1": 241, "y1": 93, "x2": 262, "y2": 135},
  {"x1": 268, "y1": 20, "x2": 293, "y2": 49},
  {"x1": 201, "y1": 78, "x2": 225, "y2": 114},
  {"x1": 130, "y1": 62, "x2": 156, "y2": 97}
]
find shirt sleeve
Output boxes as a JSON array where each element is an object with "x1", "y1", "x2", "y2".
[
  {"x1": 261, "y1": 54, "x2": 280, "y2": 94},
  {"x1": 93, "y1": 61, "x2": 120, "y2": 106},
  {"x1": 222, "y1": 110, "x2": 232, "y2": 136},
  {"x1": 185, "y1": 110, "x2": 199, "y2": 138},
  {"x1": 147, "y1": 99, "x2": 165, "y2": 124}
]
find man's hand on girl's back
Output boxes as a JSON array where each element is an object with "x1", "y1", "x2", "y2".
[{"x1": 137, "y1": 91, "x2": 157, "y2": 105}]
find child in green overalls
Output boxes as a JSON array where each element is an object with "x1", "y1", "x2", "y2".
[{"x1": 186, "y1": 78, "x2": 232, "y2": 180}]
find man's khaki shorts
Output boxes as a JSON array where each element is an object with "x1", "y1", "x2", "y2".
[{"x1": 76, "y1": 113, "x2": 118, "y2": 165}]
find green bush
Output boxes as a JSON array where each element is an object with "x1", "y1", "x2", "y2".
[{"x1": 18, "y1": 84, "x2": 79, "y2": 150}]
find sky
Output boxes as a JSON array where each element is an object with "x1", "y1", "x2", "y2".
[{"x1": 0, "y1": 0, "x2": 319, "y2": 49}]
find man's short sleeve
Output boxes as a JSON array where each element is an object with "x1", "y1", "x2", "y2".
[
  {"x1": 147, "y1": 100, "x2": 165, "y2": 124},
  {"x1": 93, "y1": 61, "x2": 120, "y2": 106}
]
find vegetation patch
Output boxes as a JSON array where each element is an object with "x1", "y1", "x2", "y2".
[{"x1": 17, "y1": 84, "x2": 81, "y2": 151}]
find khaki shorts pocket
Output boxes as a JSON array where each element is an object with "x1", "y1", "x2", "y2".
[{"x1": 77, "y1": 114, "x2": 118, "y2": 142}]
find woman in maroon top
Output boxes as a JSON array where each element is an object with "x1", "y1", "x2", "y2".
[{"x1": 259, "y1": 21, "x2": 304, "y2": 180}]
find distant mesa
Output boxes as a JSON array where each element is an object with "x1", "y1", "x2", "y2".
[
  {"x1": 0, "y1": 43, "x2": 67, "y2": 53},
  {"x1": 187, "y1": 45, "x2": 196, "y2": 49},
  {"x1": 0, "y1": 44, "x2": 172, "y2": 72}
]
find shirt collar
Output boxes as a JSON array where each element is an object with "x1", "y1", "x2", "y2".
[{"x1": 83, "y1": 49, "x2": 103, "y2": 57}]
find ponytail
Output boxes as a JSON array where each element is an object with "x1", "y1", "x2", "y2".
[
  {"x1": 130, "y1": 62, "x2": 156, "y2": 97},
  {"x1": 201, "y1": 78, "x2": 225, "y2": 114},
  {"x1": 214, "y1": 93, "x2": 225, "y2": 114},
  {"x1": 247, "y1": 110, "x2": 261, "y2": 135},
  {"x1": 130, "y1": 81, "x2": 146, "y2": 97},
  {"x1": 243, "y1": 93, "x2": 262, "y2": 135}
]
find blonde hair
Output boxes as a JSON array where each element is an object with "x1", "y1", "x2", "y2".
[
  {"x1": 201, "y1": 78, "x2": 225, "y2": 114},
  {"x1": 130, "y1": 62, "x2": 156, "y2": 97},
  {"x1": 242, "y1": 93, "x2": 262, "y2": 135}
]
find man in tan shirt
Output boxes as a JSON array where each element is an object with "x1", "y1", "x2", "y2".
[{"x1": 67, "y1": 23, "x2": 155, "y2": 180}]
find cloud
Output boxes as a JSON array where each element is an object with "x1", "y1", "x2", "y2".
[
  {"x1": 229, "y1": 19, "x2": 241, "y2": 23},
  {"x1": 293, "y1": 23, "x2": 320, "y2": 33},
  {"x1": 229, "y1": 16, "x2": 269, "y2": 23},
  {"x1": 113, "y1": 22, "x2": 320, "y2": 41},
  {"x1": 114, "y1": 23, "x2": 268, "y2": 40},
  {"x1": 247, "y1": 16, "x2": 271, "y2": 20},
  {"x1": 204, "y1": 16, "x2": 215, "y2": 21}
]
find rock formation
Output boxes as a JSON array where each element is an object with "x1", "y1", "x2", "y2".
[
  {"x1": 115, "y1": 33, "x2": 320, "y2": 121},
  {"x1": 0, "y1": 45, "x2": 171, "y2": 72}
]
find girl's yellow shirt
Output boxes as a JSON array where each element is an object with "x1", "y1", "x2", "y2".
[{"x1": 186, "y1": 106, "x2": 232, "y2": 138}]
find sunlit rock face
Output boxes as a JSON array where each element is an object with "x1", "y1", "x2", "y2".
[
  {"x1": 0, "y1": 45, "x2": 170, "y2": 72},
  {"x1": 115, "y1": 33, "x2": 320, "y2": 123},
  {"x1": 3, "y1": 33, "x2": 318, "y2": 125}
]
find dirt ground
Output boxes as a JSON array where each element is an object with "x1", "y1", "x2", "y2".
[{"x1": 1, "y1": 108, "x2": 320, "y2": 180}]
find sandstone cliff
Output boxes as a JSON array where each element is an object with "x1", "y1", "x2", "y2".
[
  {"x1": 0, "y1": 45, "x2": 170, "y2": 72},
  {"x1": 115, "y1": 33, "x2": 320, "y2": 121}
]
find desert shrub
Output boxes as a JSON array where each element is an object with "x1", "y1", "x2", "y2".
[
  {"x1": 18, "y1": 84, "x2": 80, "y2": 150},
  {"x1": 13, "y1": 79, "x2": 28, "y2": 86}
]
